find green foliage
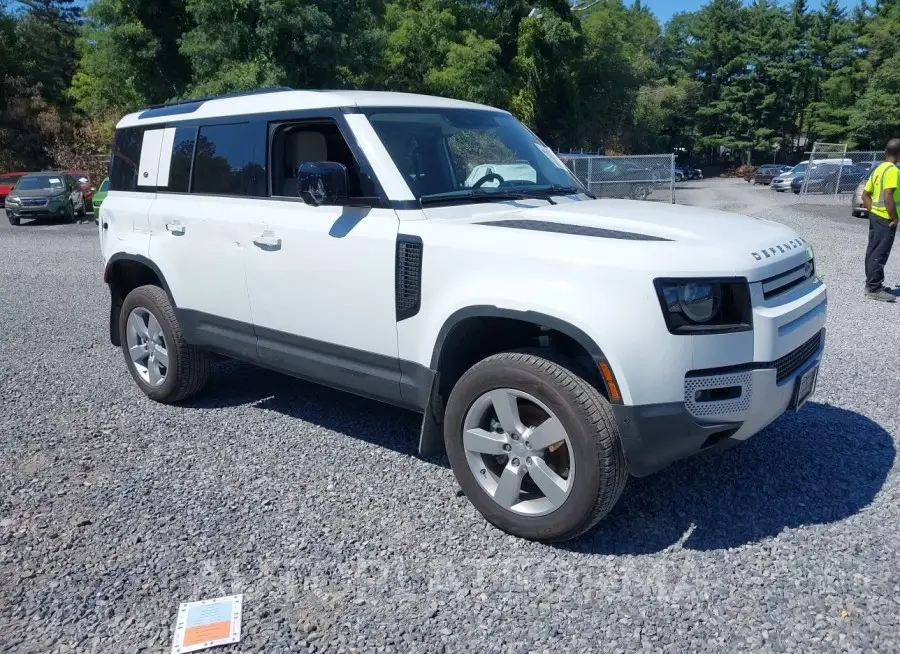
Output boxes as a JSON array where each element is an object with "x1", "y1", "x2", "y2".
[{"x1": 6, "y1": 0, "x2": 900, "y2": 172}]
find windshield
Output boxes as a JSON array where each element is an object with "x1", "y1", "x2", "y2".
[
  {"x1": 15, "y1": 176, "x2": 65, "y2": 192},
  {"x1": 0, "y1": 175, "x2": 19, "y2": 185},
  {"x1": 363, "y1": 108, "x2": 586, "y2": 201},
  {"x1": 99, "y1": 179, "x2": 109, "y2": 192}
]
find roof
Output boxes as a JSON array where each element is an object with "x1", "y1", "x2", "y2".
[{"x1": 117, "y1": 89, "x2": 506, "y2": 129}]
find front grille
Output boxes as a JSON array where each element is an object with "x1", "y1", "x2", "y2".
[
  {"x1": 775, "y1": 331, "x2": 822, "y2": 383},
  {"x1": 395, "y1": 236, "x2": 423, "y2": 320},
  {"x1": 687, "y1": 329, "x2": 824, "y2": 383},
  {"x1": 21, "y1": 198, "x2": 48, "y2": 207},
  {"x1": 762, "y1": 260, "x2": 816, "y2": 300}
]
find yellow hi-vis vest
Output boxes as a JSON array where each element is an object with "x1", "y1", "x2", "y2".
[{"x1": 865, "y1": 161, "x2": 900, "y2": 220}]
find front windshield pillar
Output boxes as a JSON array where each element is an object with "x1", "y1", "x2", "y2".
[{"x1": 343, "y1": 113, "x2": 416, "y2": 203}]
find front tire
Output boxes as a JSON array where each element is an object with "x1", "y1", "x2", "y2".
[
  {"x1": 119, "y1": 285, "x2": 211, "y2": 403},
  {"x1": 7, "y1": 213, "x2": 19, "y2": 226},
  {"x1": 444, "y1": 352, "x2": 627, "y2": 543}
]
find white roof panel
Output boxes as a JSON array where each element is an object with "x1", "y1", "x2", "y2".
[{"x1": 117, "y1": 90, "x2": 506, "y2": 128}]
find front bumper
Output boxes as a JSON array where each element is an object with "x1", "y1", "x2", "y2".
[
  {"x1": 5, "y1": 200, "x2": 69, "y2": 219},
  {"x1": 614, "y1": 329, "x2": 825, "y2": 477},
  {"x1": 771, "y1": 179, "x2": 791, "y2": 191}
]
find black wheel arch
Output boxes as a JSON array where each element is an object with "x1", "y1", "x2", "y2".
[{"x1": 418, "y1": 306, "x2": 620, "y2": 458}]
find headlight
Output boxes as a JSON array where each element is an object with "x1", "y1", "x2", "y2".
[
  {"x1": 6, "y1": 196, "x2": 18, "y2": 204},
  {"x1": 654, "y1": 278, "x2": 753, "y2": 334}
]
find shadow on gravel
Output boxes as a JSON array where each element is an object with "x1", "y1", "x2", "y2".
[
  {"x1": 562, "y1": 402, "x2": 895, "y2": 555},
  {"x1": 181, "y1": 361, "x2": 441, "y2": 465}
]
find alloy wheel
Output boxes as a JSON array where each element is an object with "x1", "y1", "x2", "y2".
[
  {"x1": 125, "y1": 307, "x2": 169, "y2": 387},
  {"x1": 462, "y1": 389, "x2": 575, "y2": 516}
]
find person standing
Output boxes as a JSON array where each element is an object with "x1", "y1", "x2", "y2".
[{"x1": 862, "y1": 139, "x2": 900, "y2": 302}]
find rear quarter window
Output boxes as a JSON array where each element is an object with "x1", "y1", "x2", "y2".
[{"x1": 109, "y1": 127, "x2": 146, "y2": 191}]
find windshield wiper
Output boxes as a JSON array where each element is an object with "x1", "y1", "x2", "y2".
[{"x1": 419, "y1": 185, "x2": 590, "y2": 207}]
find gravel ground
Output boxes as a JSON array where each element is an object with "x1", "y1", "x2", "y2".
[{"x1": 1, "y1": 182, "x2": 898, "y2": 653}]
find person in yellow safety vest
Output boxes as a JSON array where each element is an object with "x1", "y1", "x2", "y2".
[{"x1": 862, "y1": 139, "x2": 900, "y2": 303}]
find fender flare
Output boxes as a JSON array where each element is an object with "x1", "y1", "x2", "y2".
[
  {"x1": 104, "y1": 253, "x2": 177, "y2": 307},
  {"x1": 418, "y1": 306, "x2": 619, "y2": 459},
  {"x1": 429, "y1": 305, "x2": 609, "y2": 371}
]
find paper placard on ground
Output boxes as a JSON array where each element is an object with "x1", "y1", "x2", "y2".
[{"x1": 171, "y1": 594, "x2": 242, "y2": 654}]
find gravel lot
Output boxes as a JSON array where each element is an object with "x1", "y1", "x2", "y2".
[{"x1": 1, "y1": 180, "x2": 898, "y2": 653}]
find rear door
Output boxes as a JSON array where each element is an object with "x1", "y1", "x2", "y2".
[{"x1": 147, "y1": 121, "x2": 264, "y2": 360}]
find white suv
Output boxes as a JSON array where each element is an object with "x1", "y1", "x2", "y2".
[{"x1": 99, "y1": 88, "x2": 827, "y2": 542}]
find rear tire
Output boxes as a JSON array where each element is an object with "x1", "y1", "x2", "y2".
[
  {"x1": 444, "y1": 351, "x2": 627, "y2": 543},
  {"x1": 630, "y1": 184, "x2": 651, "y2": 201},
  {"x1": 119, "y1": 285, "x2": 211, "y2": 403}
]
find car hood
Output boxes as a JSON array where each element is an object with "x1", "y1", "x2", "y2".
[{"x1": 421, "y1": 198, "x2": 810, "y2": 280}]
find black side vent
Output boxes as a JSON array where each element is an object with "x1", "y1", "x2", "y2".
[{"x1": 396, "y1": 235, "x2": 424, "y2": 321}]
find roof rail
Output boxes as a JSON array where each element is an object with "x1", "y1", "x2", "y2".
[{"x1": 145, "y1": 86, "x2": 294, "y2": 110}]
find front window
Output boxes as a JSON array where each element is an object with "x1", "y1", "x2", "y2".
[
  {"x1": 363, "y1": 108, "x2": 587, "y2": 202},
  {"x1": 15, "y1": 176, "x2": 65, "y2": 192}
]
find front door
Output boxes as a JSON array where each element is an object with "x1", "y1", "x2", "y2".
[{"x1": 244, "y1": 119, "x2": 403, "y2": 405}]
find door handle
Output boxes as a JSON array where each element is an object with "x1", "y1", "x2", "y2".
[
  {"x1": 166, "y1": 221, "x2": 185, "y2": 236},
  {"x1": 253, "y1": 231, "x2": 282, "y2": 249}
]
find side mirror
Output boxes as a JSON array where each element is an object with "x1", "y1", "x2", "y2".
[{"x1": 297, "y1": 161, "x2": 348, "y2": 206}]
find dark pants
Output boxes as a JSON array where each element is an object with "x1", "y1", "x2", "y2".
[{"x1": 865, "y1": 213, "x2": 897, "y2": 292}]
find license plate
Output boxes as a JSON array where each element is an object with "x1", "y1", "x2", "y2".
[{"x1": 791, "y1": 365, "x2": 819, "y2": 411}]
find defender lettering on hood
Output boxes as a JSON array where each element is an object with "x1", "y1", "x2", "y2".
[{"x1": 751, "y1": 237, "x2": 807, "y2": 261}]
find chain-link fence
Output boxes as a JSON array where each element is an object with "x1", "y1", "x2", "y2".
[
  {"x1": 556, "y1": 153, "x2": 677, "y2": 203},
  {"x1": 797, "y1": 143, "x2": 880, "y2": 207}
]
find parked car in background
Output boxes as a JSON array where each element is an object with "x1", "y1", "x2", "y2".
[
  {"x1": 852, "y1": 180, "x2": 868, "y2": 218},
  {"x1": 67, "y1": 170, "x2": 94, "y2": 204},
  {"x1": 791, "y1": 163, "x2": 869, "y2": 194},
  {"x1": 674, "y1": 164, "x2": 703, "y2": 181},
  {"x1": 771, "y1": 164, "x2": 805, "y2": 191},
  {"x1": 590, "y1": 159, "x2": 658, "y2": 200},
  {"x1": 0, "y1": 172, "x2": 26, "y2": 208},
  {"x1": 5, "y1": 172, "x2": 87, "y2": 225},
  {"x1": 750, "y1": 164, "x2": 790, "y2": 185},
  {"x1": 92, "y1": 177, "x2": 109, "y2": 217}
]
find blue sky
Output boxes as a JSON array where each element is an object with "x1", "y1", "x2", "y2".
[{"x1": 643, "y1": 0, "x2": 858, "y2": 25}]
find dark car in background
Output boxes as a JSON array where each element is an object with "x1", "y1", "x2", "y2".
[
  {"x1": 750, "y1": 164, "x2": 790, "y2": 185},
  {"x1": 0, "y1": 172, "x2": 26, "y2": 208},
  {"x1": 590, "y1": 159, "x2": 658, "y2": 200},
  {"x1": 674, "y1": 164, "x2": 702, "y2": 181},
  {"x1": 5, "y1": 172, "x2": 87, "y2": 225},
  {"x1": 791, "y1": 163, "x2": 870, "y2": 194}
]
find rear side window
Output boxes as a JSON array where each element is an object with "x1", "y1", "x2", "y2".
[
  {"x1": 109, "y1": 127, "x2": 145, "y2": 191},
  {"x1": 191, "y1": 123, "x2": 266, "y2": 197},
  {"x1": 167, "y1": 126, "x2": 197, "y2": 193}
]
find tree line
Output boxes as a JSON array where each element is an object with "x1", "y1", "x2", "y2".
[{"x1": 2, "y1": 0, "x2": 900, "y2": 178}]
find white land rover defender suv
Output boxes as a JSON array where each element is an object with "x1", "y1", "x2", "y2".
[{"x1": 99, "y1": 88, "x2": 827, "y2": 542}]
